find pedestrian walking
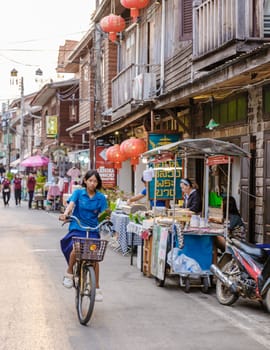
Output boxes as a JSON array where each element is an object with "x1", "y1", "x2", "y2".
[
  {"x1": 13, "y1": 174, "x2": 22, "y2": 206},
  {"x1": 27, "y1": 173, "x2": 36, "y2": 209},
  {"x1": 2, "y1": 176, "x2": 11, "y2": 207}
]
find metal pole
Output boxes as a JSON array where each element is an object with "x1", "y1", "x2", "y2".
[
  {"x1": 160, "y1": 0, "x2": 165, "y2": 94},
  {"x1": 20, "y1": 77, "x2": 25, "y2": 165},
  {"x1": 6, "y1": 111, "x2": 10, "y2": 173},
  {"x1": 225, "y1": 157, "x2": 231, "y2": 239},
  {"x1": 2, "y1": 103, "x2": 10, "y2": 172},
  {"x1": 204, "y1": 159, "x2": 209, "y2": 219}
]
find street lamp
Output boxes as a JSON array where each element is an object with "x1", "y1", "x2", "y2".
[{"x1": 10, "y1": 68, "x2": 43, "y2": 165}]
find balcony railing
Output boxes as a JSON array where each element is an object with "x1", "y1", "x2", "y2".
[{"x1": 193, "y1": 0, "x2": 254, "y2": 58}]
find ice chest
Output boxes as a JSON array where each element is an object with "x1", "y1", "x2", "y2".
[{"x1": 178, "y1": 234, "x2": 213, "y2": 271}]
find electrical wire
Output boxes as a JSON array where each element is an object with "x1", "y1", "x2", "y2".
[
  {"x1": 56, "y1": 86, "x2": 79, "y2": 100},
  {"x1": 0, "y1": 30, "x2": 88, "y2": 47},
  {"x1": 57, "y1": 84, "x2": 79, "y2": 97},
  {"x1": 0, "y1": 53, "x2": 40, "y2": 67}
]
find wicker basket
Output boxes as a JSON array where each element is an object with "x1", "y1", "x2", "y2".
[{"x1": 72, "y1": 237, "x2": 108, "y2": 262}]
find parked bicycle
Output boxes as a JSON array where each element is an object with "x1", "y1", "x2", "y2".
[{"x1": 62, "y1": 215, "x2": 112, "y2": 325}]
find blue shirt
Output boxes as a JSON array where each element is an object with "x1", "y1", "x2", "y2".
[
  {"x1": 67, "y1": 188, "x2": 108, "y2": 233},
  {"x1": 140, "y1": 187, "x2": 166, "y2": 208}
]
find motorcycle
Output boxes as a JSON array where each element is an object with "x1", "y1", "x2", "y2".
[{"x1": 210, "y1": 237, "x2": 270, "y2": 312}]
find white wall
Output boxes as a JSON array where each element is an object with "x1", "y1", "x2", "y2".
[
  {"x1": 118, "y1": 160, "x2": 132, "y2": 194},
  {"x1": 231, "y1": 157, "x2": 240, "y2": 207},
  {"x1": 118, "y1": 159, "x2": 146, "y2": 200}
]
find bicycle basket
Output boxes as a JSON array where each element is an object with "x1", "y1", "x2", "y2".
[{"x1": 72, "y1": 237, "x2": 108, "y2": 262}]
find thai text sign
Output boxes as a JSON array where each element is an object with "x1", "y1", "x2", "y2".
[
  {"x1": 148, "y1": 133, "x2": 182, "y2": 200},
  {"x1": 207, "y1": 155, "x2": 233, "y2": 166}
]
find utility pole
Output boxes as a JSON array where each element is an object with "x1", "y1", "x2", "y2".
[
  {"x1": 1, "y1": 102, "x2": 11, "y2": 172},
  {"x1": 20, "y1": 77, "x2": 25, "y2": 165}
]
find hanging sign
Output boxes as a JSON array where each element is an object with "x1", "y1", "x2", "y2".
[
  {"x1": 207, "y1": 155, "x2": 233, "y2": 166},
  {"x1": 46, "y1": 115, "x2": 58, "y2": 138},
  {"x1": 148, "y1": 133, "x2": 182, "y2": 200}
]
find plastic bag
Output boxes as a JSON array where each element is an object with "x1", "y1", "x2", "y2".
[
  {"x1": 99, "y1": 222, "x2": 113, "y2": 241},
  {"x1": 173, "y1": 253, "x2": 202, "y2": 274},
  {"x1": 167, "y1": 248, "x2": 180, "y2": 266}
]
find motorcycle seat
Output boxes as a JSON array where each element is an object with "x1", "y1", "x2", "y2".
[{"x1": 231, "y1": 238, "x2": 269, "y2": 263}]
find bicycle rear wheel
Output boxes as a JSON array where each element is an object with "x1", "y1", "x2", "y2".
[{"x1": 76, "y1": 263, "x2": 96, "y2": 325}]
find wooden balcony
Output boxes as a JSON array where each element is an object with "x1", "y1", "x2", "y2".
[
  {"x1": 111, "y1": 64, "x2": 159, "y2": 115},
  {"x1": 193, "y1": 0, "x2": 265, "y2": 71},
  {"x1": 111, "y1": 45, "x2": 193, "y2": 119}
]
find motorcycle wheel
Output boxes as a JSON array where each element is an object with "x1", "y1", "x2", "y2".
[
  {"x1": 216, "y1": 260, "x2": 239, "y2": 306},
  {"x1": 262, "y1": 288, "x2": 270, "y2": 313}
]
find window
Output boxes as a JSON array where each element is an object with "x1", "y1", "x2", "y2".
[
  {"x1": 264, "y1": 0, "x2": 270, "y2": 37},
  {"x1": 203, "y1": 94, "x2": 247, "y2": 126},
  {"x1": 263, "y1": 85, "x2": 270, "y2": 118},
  {"x1": 179, "y1": 0, "x2": 193, "y2": 40}
]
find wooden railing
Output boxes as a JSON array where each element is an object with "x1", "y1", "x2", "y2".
[
  {"x1": 193, "y1": 0, "x2": 254, "y2": 57},
  {"x1": 111, "y1": 44, "x2": 193, "y2": 113}
]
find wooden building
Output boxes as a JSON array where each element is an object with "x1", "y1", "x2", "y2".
[
  {"x1": 58, "y1": 0, "x2": 270, "y2": 243},
  {"x1": 30, "y1": 79, "x2": 84, "y2": 176}
]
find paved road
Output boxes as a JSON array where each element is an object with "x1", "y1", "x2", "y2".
[{"x1": 0, "y1": 200, "x2": 269, "y2": 350}]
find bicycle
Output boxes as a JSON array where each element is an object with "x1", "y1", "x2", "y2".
[{"x1": 63, "y1": 215, "x2": 112, "y2": 325}]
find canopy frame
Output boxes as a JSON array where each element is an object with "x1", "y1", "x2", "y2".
[{"x1": 142, "y1": 138, "x2": 250, "y2": 238}]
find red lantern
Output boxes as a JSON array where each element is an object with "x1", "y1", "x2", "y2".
[
  {"x1": 120, "y1": 0, "x2": 150, "y2": 21},
  {"x1": 106, "y1": 144, "x2": 125, "y2": 169},
  {"x1": 100, "y1": 14, "x2": 126, "y2": 42},
  {"x1": 120, "y1": 137, "x2": 146, "y2": 169},
  {"x1": 106, "y1": 145, "x2": 118, "y2": 162}
]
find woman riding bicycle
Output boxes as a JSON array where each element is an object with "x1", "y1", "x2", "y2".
[{"x1": 59, "y1": 169, "x2": 108, "y2": 301}]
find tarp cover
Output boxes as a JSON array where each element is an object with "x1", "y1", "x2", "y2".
[{"x1": 142, "y1": 138, "x2": 250, "y2": 160}]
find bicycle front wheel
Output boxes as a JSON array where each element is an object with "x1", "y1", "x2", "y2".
[{"x1": 76, "y1": 264, "x2": 96, "y2": 325}]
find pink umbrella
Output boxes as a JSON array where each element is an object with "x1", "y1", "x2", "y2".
[{"x1": 21, "y1": 155, "x2": 49, "y2": 167}]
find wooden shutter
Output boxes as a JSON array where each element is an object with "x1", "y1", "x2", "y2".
[{"x1": 179, "y1": 0, "x2": 193, "y2": 40}]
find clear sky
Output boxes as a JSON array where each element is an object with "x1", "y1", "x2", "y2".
[{"x1": 0, "y1": 1, "x2": 95, "y2": 102}]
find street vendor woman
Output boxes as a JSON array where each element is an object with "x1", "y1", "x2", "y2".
[{"x1": 180, "y1": 178, "x2": 202, "y2": 214}]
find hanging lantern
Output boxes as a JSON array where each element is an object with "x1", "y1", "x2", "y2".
[
  {"x1": 120, "y1": 137, "x2": 146, "y2": 169},
  {"x1": 106, "y1": 145, "x2": 118, "y2": 162},
  {"x1": 120, "y1": 0, "x2": 150, "y2": 21},
  {"x1": 106, "y1": 144, "x2": 125, "y2": 169},
  {"x1": 100, "y1": 13, "x2": 126, "y2": 42}
]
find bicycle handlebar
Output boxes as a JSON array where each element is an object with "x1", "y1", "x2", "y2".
[{"x1": 63, "y1": 215, "x2": 112, "y2": 232}]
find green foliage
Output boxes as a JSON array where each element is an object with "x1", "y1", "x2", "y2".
[
  {"x1": 98, "y1": 209, "x2": 111, "y2": 223},
  {"x1": 6, "y1": 172, "x2": 13, "y2": 181},
  {"x1": 129, "y1": 212, "x2": 146, "y2": 224},
  {"x1": 36, "y1": 173, "x2": 46, "y2": 192},
  {"x1": 101, "y1": 187, "x2": 128, "y2": 210}
]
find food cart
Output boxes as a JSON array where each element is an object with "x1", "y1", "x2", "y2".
[{"x1": 141, "y1": 138, "x2": 250, "y2": 292}]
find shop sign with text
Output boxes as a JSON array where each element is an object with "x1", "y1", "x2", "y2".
[
  {"x1": 148, "y1": 133, "x2": 182, "y2": 200},
  {"x1": 46, "y1": 115, "x2": 58, "y2": 138},
  {"x1": 96, "y1": 146, "x2": 116, "y2": 188}
]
